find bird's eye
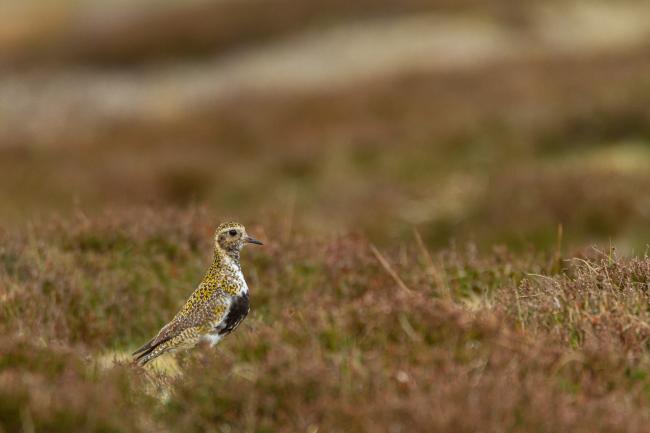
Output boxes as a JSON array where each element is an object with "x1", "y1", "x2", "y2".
[{"x1": 228, "y1": 229, "x2": 237, "y2": 237}]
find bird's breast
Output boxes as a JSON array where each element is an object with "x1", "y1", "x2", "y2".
[
  {"x1": 236, "y1": 268, "x2": 249, "y2": 294},
  {"x1": 218, "y1": 292, "x2": 250, "y2": 336},
  {"x1": 224, "y1": 257, "x2": 248, "y2": 295}
]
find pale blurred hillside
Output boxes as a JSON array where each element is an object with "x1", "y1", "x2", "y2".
[{"x1": 1, "y1": 0, "x2": 650, "y2": 250}]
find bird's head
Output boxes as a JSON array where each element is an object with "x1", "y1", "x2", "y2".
[{"x1": 214, "y1": 222, "x2": 263, "y2": 258}]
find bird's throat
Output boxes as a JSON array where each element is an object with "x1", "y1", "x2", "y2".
[{"x1": 214, "y1": 245, "x2": 241, "y2": 265}]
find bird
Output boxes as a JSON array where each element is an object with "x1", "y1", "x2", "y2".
[{"x1": 133, "y1": 221, "x2": 263, "y2": 366}]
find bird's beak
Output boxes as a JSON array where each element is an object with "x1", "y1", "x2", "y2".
[{"x1": 245, "y1": 235, "x2": 263, "y2": 245}]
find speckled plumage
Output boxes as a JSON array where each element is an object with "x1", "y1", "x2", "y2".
[{"x1": 133, "y1": 222, "x2": 263, "y2": 366}]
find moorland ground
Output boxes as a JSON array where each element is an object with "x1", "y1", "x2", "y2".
[{"x1": 1, "y1": 1, "x2": 650, "y2": 432}]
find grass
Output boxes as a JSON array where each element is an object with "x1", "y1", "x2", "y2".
[{"x1": 1, "y1": 209, "x2": 650, "y2": 432}]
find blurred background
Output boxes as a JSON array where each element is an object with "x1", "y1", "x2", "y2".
[{"x1": 2, "y1": 0, "x2": 650, "y2": 251}]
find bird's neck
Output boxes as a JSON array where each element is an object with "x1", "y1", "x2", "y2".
[{"x1": 213, "y1": 246, "x2": 240, "y2": 267}]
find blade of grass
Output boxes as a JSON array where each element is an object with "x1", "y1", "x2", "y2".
[{"x1": 370, "y1": 243, "x2": 412, "y2": 293}]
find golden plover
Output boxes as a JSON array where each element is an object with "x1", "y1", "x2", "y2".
[{"x1": 133, "y1": 222, "x2": 263, "y2": 366}]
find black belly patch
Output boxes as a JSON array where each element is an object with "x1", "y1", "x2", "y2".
[{"x1": 219, "y1": 293, "x2": 250, "y2": 335}]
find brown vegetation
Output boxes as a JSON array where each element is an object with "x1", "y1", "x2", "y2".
[{"x1": 1, "y1": 210, "x2": 650, "y2": 432}]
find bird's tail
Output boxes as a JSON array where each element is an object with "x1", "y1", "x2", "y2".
[
  {"x1": 133, "y1": 344, "x2": 167, "y2": 366},
  {"x1": 133, "y1": 338, "x2": 169, "y2": 366},
  {"x1": 134, "y1": 349, "x2": 161, "y2": 366}
]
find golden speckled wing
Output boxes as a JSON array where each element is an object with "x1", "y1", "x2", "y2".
[{"x1": 133, "y1": 282, "x2": 229, "y2": 357}]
